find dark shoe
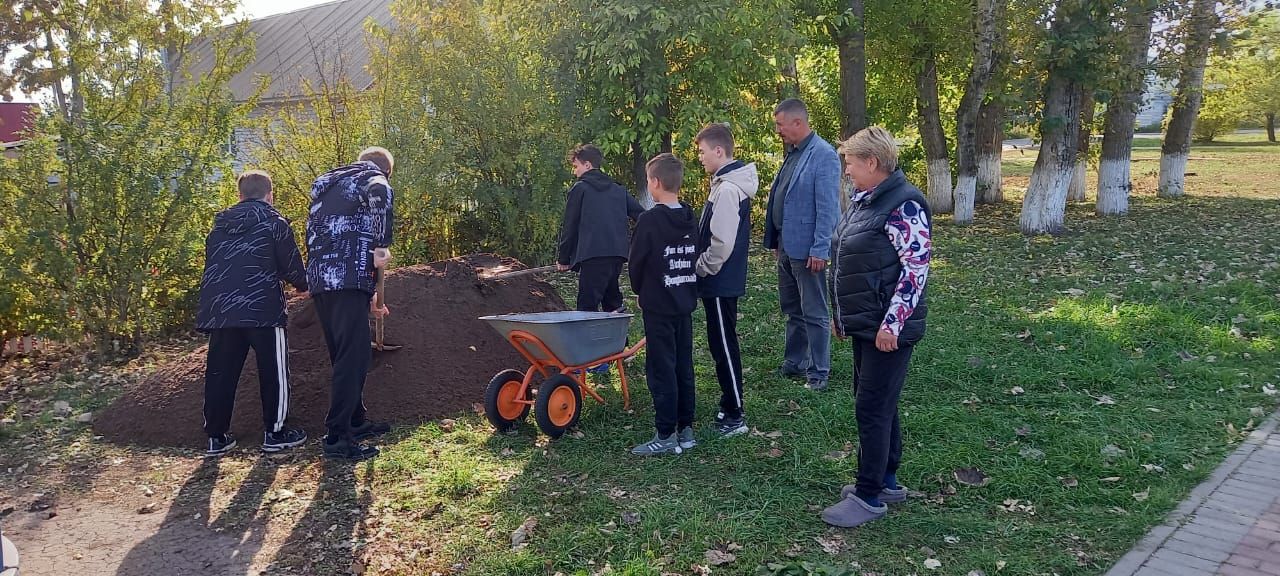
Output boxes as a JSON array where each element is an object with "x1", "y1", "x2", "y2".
[
  {"x1": 323, "y1": 436, "x2": 380, "y2": 461},
  {"x1": 262, "y1": 426, "x2": 308, "y2": 453},
  {"x1": 713, "y1": 412, "x2": 748, "y2": 438},
  {"x1": 842, "y1": 483, "x2": 909, "y2": 504},
  {"x1": 777, "y1": 365, "x2": 806, "y2": 380},
  {"x1": 677, "y1": 426, "x2": 697, "y2": 450},
  {"x1": 206, "y1": 433, "x2": 237, "y2": 457},
  {"x1": 351, "y1": 420, "x2": 391, "y2": 442},
  {"x1": 806, "y1": 379, "x2": 828, "y2": 392}
]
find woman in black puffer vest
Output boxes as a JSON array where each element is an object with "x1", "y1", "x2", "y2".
[{"x1": 820, "y1": 127, "x2": 933, "y2": 529}]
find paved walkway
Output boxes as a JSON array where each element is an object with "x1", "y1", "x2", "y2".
[{"x1": 1107, "y1": 414, "x2": 1280, "y2": 576}]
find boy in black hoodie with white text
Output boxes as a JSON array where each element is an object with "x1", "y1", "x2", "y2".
[{"x1": 628, "y1": 153, "x2": 699, "y2": 456}]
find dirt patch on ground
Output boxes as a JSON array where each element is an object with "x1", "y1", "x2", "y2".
[{"x1": 93, "y1": 254, "x2": 565, "y2": 448}]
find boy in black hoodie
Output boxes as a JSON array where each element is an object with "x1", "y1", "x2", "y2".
[
  {"x1": 628, "y1": 153, "x2": 699, "y2": 456},
  {"x1": 556, "y1": 144, "x2": 645, "y2": 313},
  {"x1": 196, "y1": 170, "x2": 310, "y2": 457}
]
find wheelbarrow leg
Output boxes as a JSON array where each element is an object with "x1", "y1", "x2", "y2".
[{"x1": 616, "y1": 358, "x2": 630, "y2": 411}]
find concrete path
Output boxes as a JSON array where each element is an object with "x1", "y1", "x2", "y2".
[{"x1": 1106, "y1": 414, "x2": 1280, "y2": 576}]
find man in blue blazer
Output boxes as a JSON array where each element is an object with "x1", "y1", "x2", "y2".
[{"x1": 763, "y1": 99, "x2": 842, "y2": 391}]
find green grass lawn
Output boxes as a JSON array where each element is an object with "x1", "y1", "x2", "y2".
[
  {"x1": 348, "y1": 135, "x2": 1280, "y2": 575},
  {"x1": 1, "y1": 135, "x2": 1277, "y2": 576}
]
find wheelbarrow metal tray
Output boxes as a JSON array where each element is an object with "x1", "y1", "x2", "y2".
[{"x1": 479, "y1": 311, "x2": 634, "y2": 367}]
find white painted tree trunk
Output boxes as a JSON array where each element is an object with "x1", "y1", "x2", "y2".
[
  {"x1": 926, "y1": 158, "x2": 953, "y2": 215},
  {"x1": 1158, "y1": 152, "x2": 1189, "y2": 199},
  {"x1": 953, "y1": 174, "x2": 977, "y2": 224},
  {"x1": 1067, "y1": 159, "x2": 1087, "y2": 202},
  {"x1": 1159, "y1": 0, "x2": 1216, "y2": 199},
  {"x1": 1020, "y1": 163, "x2": 1074, "y2": 234},
  {"x1": 1095, "y1": 158, "x2": 1130, "y2": 215},
  {"x1": 977, "y1": 151, "x2": 1002, "y2": 203}
]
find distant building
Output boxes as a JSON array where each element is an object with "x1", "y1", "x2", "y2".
[
  {"x1": 0, "y1": 102, "x2": 37, "y2": 159},
  {"x1": 1136, "y1": 73, "x2": 1175, "y2": 130},
  {"x1": 179, "y1": 0, "x2": 394, "y2": 169}
]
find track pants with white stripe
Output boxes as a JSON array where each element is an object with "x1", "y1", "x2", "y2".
[
  {"x1": 203, "y1": 327, "x2": 290, "y2": 438},
  {"x1": 702, "y1": 296, "x2": 745, "y2": 419}
]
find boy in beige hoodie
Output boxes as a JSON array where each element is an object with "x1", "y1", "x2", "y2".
[{"x1": 693, "y1": 123, "x2": 760, "y2": 438}]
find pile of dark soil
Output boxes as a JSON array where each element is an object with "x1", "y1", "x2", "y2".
[{"x1": 94, "y1": 254, "x2": 565, "y2": 448}]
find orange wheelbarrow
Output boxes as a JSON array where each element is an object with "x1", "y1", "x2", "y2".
[{"x1": 478, "y1": 311, "x2": 645, "y2": 438}]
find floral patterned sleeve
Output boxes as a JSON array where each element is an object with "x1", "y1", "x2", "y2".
[{"x1": 882, "y1": 200, "x2": 931, "y2": 336}]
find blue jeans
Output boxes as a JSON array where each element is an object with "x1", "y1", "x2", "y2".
[{"x1": 778, "y1": 256, "x2": 830, "y2": 382}]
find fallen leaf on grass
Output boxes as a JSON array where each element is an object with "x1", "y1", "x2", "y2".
[
  {"x1": 1101, "y1": 476, "x2": 1122, "y2": 482},
  {"x1": 1141, "y1": 464, "x2": 1165, "y2": 473},
  {"x1": 1060, "y1": 477, "x2": 1079, "y2": 488},
  {"x1": 1133, "y1": 489, "x2": 1150, "y2": 502},
  {"x1": 944, "y1": 535, "x2": 960, "y2": 544},
  {"x1": 1183, "y1": 463, "x2": 1195, "y2": 471},
  {"x1": 137, "y1": 503, "x2": 158, "y2": 514},
  {"x1": 1062, "y1": 288, "x2": 1086, "y2": 297},
  {"x1": 1019, "y1": 447, "x2": 1045, "y2": 461},
  {"x1": 1250, "y1": 407, "x2": 1266, "y2": 418},
  {"x1": 1177, "y1": 350, "x2": 1197, "y2": 362},
  {"x1": 1101, "y1": 444, "x2": 1125, "y2": 459},
  {"x1": 954, "y1": 467, "x2": 990, "y2": 487},
  {"x1": 1015, "y1": 425, "x2": 1031, "y2": 437},
  {"x1": 621, "y1": 511, "x2": 640, "y2": 525},
  {"x1": 1094, "y1": 395, "x2": 1116, "y2": 406},
  {"x1": 569, "y1": 430, "x2": 585, "y2": 439},
  {"x1": 704, "y1": 549, "x2": 735, "y2": 566},
  {"x1": 766, "y1": 448, "x2": 784, "y2": 458},
  {"x1": 815, "y1": 534, "x2": 845, "y2": 554},
  {"x1": 824, "y1": 450, "x2": 850, "y2": 461},
  {"x1": 924, "y1": 558, "x2": 942, "y2": 570},
  {"x1": 765, "y1": 430, "x2": 783, "y2": 439},
  {"x1": 1009, "y1": 386, "x2": 1025, "y2": 395},
  {"x1": 997, "y1": 560, "x2": 1007, "y2": 571},
  {"x1": 511, "y1": 516, "x2": 538, "y2": 549},
  {"x1": 500, "y1": 448, "x2": 515, "y2": 457},
  {"x1": 968, "y1": 571, "x2": 987, "y2": 576},
  {"x1": 471, "y1": 403, "x2": 485, "y2": 415}
]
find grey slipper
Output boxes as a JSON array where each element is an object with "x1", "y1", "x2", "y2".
[
  {"x1": 820, "y1": 494, "x2": 888, "y2": 528},
  {"x1": 841, "y1": 483, "x2": 909, "y2": 504}
]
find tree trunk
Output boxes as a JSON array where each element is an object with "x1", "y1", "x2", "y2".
[
  {"x1": 834, "y1": 0, "x2": 868, "y2": 139},
  {"x1": 779, "y1": 51, "x2": 800, "y2": 100},
  {"x1": 1097, "y1": 1, "x2": 1157, "y2": 217},
  {"x1": 1267, "y1": 112, "x2": 1276, "y2": 142},
  {"x1": 952, "y1": 0, "x2": 1004, "y2": 225},
  {"x1": 1159, "y1": 0, "x2": 1218, "y2": 199},
  {"x1": 916, "y1": 50, "x2": 952, "y2": 214},
  {"x1": 1067, "y1": 87, "x2": 1095, "y2": 202},
  {"x1": 977, "y1": 97, "x2": 1005, "y2": 204}
]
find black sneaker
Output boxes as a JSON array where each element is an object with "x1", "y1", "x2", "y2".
[
  {"x1": 713, "y1": 412, "x2": 748, "y2": 438},
  {"x1": 262, "y1": 426, "x2": 308, "y2": 453},
  {"x1": 323, "y1": 436, "x2": 380, "y2": 461},
  {"x1": 351, "y1": 420, "x2": 391, "y2": 442},
  {"x1": 206, "y1": 433, "x2": 237, "y2": 457}
]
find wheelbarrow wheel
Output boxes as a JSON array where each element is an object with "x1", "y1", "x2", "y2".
[
  {"x1": 484, "y1": 369, "x2": 531, "y2": 432},
  {"x1": 534, "y1": 374, "x2": 581, "y2": 439}
]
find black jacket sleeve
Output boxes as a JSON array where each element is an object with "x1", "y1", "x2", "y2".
[
  {"x1": 628, "y1": 221, "x2": 649, "y2": 291},
  {"x1": 626, "y1": 192, "x2": 644, "y2": 221},
  {"x1": 557, "y1": 182, "x2": 584, "y2": 266},
  {"x1": 274, "y1": 217, "x2": 309, "y2": 292}
]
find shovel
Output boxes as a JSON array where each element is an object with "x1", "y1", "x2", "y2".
[
  {"x1": 478, "y1": 264, "x2": 560, "y2": 281},
  {"x1": 371, "y1": 268, "x2": 402, "y2": 352}
]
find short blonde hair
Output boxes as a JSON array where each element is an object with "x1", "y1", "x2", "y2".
[
  {"x1": 237, "y1": 170, "x2": 272, "y2": 199},
  {"x1": 839, "y1": 127, "x2": 898, "y2": 173},
  {"x1": 357, "y1": 146, "x2": 394, "y2": 173}
]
